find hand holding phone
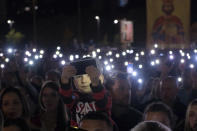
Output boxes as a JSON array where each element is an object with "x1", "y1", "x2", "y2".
[
  {"x1": 70, "y1": 58, "x2": 98, "y2": 76},
  {"x1": 61, "y1": 65, "x2": 77, "y2": 84},
  {"x1": 85, "y1": 65, "x2": 101, "y2": 86}
]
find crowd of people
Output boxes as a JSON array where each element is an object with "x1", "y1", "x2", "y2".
[{"x1": 0, "y1": 46, "x2": 197, "y2": 131}]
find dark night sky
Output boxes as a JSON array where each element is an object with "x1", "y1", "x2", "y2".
[{"x1": 0, "y1": 0, "x2": 197, "y2": 48}]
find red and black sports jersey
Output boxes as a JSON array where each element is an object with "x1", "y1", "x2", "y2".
[{"x1": 59, "y1": 81, "x2": 112, "y2": 127}]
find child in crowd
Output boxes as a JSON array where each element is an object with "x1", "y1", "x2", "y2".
[{"x1": 59, "y1": 58, "x2": 112, "y2": 127}]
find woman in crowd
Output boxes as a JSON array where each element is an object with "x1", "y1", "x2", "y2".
[
  {"x1": 0, "y1": 87, "x2": 29, "y2": 120},
  {"x1": 143, "y1": 102, "x2": 174, "y2": 129},
  {"x1": 3, "y1": 118, "x2": 31, "y2": 131},
  {"x1": 30, "y1": 81, "x2": 69, "y2": 131},
  {"x1": 185, "y1": 99, "x2": 197, "y2": 131}
]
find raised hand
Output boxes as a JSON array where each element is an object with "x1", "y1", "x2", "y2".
[
  {"x1": 61, "y1": 65, "x2": 77, "y2": 84},
  {"x1": 85, "y1": 66, "x2": 100, "y2": 87}
]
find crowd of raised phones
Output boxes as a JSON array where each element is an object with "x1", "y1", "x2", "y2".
[{"x1": 0, "y1": 46, "x2": 197, "y2": 131}]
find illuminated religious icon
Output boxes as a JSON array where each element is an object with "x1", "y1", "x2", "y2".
[{"x1": 152, "y1": 0, "x2": 185, "y2": 45}]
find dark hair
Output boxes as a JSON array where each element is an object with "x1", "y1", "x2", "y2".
[
  {"x1": 116, "y1": 72, "x2": 128, "y2": 80},
  {"x1": 104, "y1": 77, "x2": 115, "y2": 91},
  {"x1": 4, "y1": 118, "x2": 30, "y2": 131},
  {"x1": 80, "y1": 111, "x2": 113, "y2": 130},
  {"x1": 39, "y1": 81, "x2": 68, "y2": 130},
  {"x1": 45, "y1": 70, "x2": 61, "y2": 81},
  {"x1": 144, "y1": 102, "x2": 174, "y2": 128},
  {"x1": 131, "y1": 121, "x2": 171, "y2": 131},
  {"x1": 0, "y1": 87, "x2": 30, "y2": 119},
  {"x1": 30, "y1": 75, "x2": 43, "y2": 85},
  {"x1": 106, "y1": 72, "x2": 130, "y2": 91}
]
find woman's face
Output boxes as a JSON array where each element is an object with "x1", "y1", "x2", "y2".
[
  {"x1": 2, "y1": 92, "x2": 23, "y2": 119},
  {"x1": 42, "y1": 87, "x2": 59, "y2": 111},
  {"x1": 189, "y1": 105, "x2": 197, "y2": 131}
]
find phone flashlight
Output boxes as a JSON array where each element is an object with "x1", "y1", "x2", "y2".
[
  {"x1": 106, "y1": 65, "x2": 111, "y2": 71},
  {"x1": 56, "y1": 51, "x2": 60, "y2": 55},
  {"x1": 98, "y1": 56, "x2": 102, "y2": 59},
  {"x1": 169, "y1": 55, "x2": 174, "y2": 60},
  {"x1": 40, "y1": 50, "x2": 44, "y2": 54},
  {"x1": 110, "y1": 58, "x2": 113, "y2": 62},
  {"x1": 151, "y1": 61, "x2": 155, "y2": 66},
  {"x1": 122, "y1": 52, "x2": 126, "y2": 56},
  {"x1": 150, "y1": 49, "x2": 155, "y2": 55},
  {"x1": 138, "y1": 78, "x2": 143, "y2": 84},
  {"x1": 139, "y1": 64, "x2": 143, "y2": 69},
  {"x1": 5, "y1": 58, "x2": 9, "y2": 63},
  {"x1": 177, "y1": 77, "x2": 182, "y2": 82},
  {"x1": 129, "y1": 50, "x2": 134, "y2": 54},
  {"x1": 75, "y1": 55, "x2": 79, "y2": 59},
  {"x1": 69, "y1": 55, "x2": 74, "y2": 61},
  {"x1": 0, "y1": 64, "x2": 5, "y2": 69},
  {"x1": 96, "y1": 48, "x2": 101, "y2": 53},
  {"x1": 34, "y1": 55, "x2": 39, "y2": 60},
  {"x1": 190, "y1": 64, "x2": 194, "y2": 69},
  {"x1": 29, "y1": 60, "x2": 34, "y2": 65},
  {"x1": 135, "y1": 57, "x2": 139, "y2": 61},
  {"x1": 33, "y1": 48, "x2": 37, "y2": 52},
  {"x1": 58, "y1": 54, "x2": 62, "y2": 58},
  {"x1": 92, "y1": 51, "x2": 97, "y2": 58},
  {"x1": 140, "y1": 51, "x2": 145, "y2": 56},
  {"x1": 24, "y1": 58, "x2": 28, "y2": 62},
  {"x1": 155, "y1": 59, "x2": 160, "y2": 65},
  {"x1": 104, "y1": 61, "x2": 108, "y2": 65},
  {"x1": 154, "y1": 44, "x2": 158, "y2": 48},
  {"x1": 180, "y1": 59, "x2": 185, "y2": 64},
  {"x1": 53, "y1": 54, "x2": 57, "y2": 59},
  {"x1": 124, "y1": 61, "x2": 128, "y2": 66},
  {"x1": 116, "y1": 53, "x2": 120, "y2": 58},
  {"x1": 108, "y1": 51, "x2": 112, "y2": 56},
  {"x1": 7, "y1": 48, "x2": 13, "y2": 54},
  {"x1": 127, "y1": 63, "x2": 133, "y2": 74},
  {"x1": 57, "y1": 46, "x2": 61, "y2": 50},
  {"x1": 61, "y1": 60, "x2": 66, "y2": 65}
]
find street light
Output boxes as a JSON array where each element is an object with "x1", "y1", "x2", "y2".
[
  {"x1": 95, "y1": 16, "x2": 100, "y2": 43},
  {"x1": 95, "y1": 16, "x2": 100, "y2": 20},
  {"x1": 7, "y1": 19, "x2": 14, "y2": 29},
  {"x1": 114, "y1": 19, "x2": 119, "y2": 24},
  {"x1": 24, "y1": 6, "x2": 31, "y2": 12}
]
